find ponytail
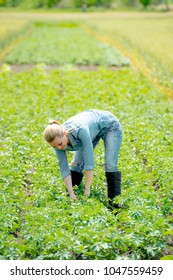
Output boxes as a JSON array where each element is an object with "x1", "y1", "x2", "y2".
[
  {"x1": 49, "y1": 119, "x2": 61, "y2": 126},
  {"x1": 43, "y1": 119, "x2": 64, "y2": 143}
]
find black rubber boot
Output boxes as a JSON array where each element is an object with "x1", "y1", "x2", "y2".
[
  {"x1": 70, "y1": 170, "x2": 83, "y2": 187},
  {"x1": 105, "y1": 171, "x2": 121, "y2": 208}
]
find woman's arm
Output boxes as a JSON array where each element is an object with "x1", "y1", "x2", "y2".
[
  {"x1": 77, "y1": 127, "x2": 94, "y2": 196},
  {"x1": 78, "y1": 127, "x2": 94, "y2": 171},
  {"x1": 64, "y1": 175, "x2": 77, "y2": 201},
  {"x1": 84, "y1": 170, "x2": 94, "y2": 195},
  {"x1": 54, "y1": 149, "x2": 77, "y2": 201}
]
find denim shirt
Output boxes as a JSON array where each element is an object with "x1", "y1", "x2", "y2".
[{"x1": 54, "y1": 109, "x2": 120, "y2": 179}]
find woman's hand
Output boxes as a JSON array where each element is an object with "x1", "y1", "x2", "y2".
[
  {"x1": 70, "y1": 193, "x2": 78, "y2": 202},
  {"x1": 64, "y1": 175, "x2": 77, "y2": 202},
  {"x1": 84, "y1": 188, "x2": 90, "y2": 195}
]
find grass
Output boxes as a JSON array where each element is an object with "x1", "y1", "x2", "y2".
[
  {"x1": 0, "y1": 18, "x2": 31, "y2": 51},
  {"x1": 85, "y1": 13, "x2": 173, "y2": 96}
]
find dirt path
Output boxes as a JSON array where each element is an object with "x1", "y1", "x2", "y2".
[{"x1": 1, "y1": 64, "x2": 125, "y2": 73}]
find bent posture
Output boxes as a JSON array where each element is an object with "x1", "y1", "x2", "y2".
[{"x1": 43, "y1": 109, "x2": 122, "y2": 206}]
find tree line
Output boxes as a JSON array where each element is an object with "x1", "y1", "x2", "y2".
[{"x1": 0, "y1": 0, "x2": 171, "y2": 10}]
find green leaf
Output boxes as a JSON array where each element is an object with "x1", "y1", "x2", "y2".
[{"x1": 160, "y1": 255, "x2": 173, "y2": 260}]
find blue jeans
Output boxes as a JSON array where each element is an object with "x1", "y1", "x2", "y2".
[{"x1": 70, "y1": 123, "x2": 122, "y2": 173}]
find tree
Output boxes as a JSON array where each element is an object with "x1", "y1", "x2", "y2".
[{"x1": 140, "y1": 0, "x2": 150, "y2": 7}]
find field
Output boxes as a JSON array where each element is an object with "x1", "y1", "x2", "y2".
[
  {"x1": 86, "y1": 13, "x2": 173, "y2": 96},
  {"x1": 0, "y1": 10, "x2": 173, "y2": 260},
  {"x1": 0, "y1": 17, "x2": 31, "y2": 61}
]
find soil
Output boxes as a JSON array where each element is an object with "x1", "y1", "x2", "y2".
[{"x1": 1, "y1": 64, "x2": 124, "y2": 73}]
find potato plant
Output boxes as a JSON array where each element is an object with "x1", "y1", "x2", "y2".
[{"x1": 0, "y1": 64, "x2": 172, "y2": 260}]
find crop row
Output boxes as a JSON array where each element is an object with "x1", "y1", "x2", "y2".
[
  {"x1": 0, "y1": 65, "x2": 172, "y2": 259},
  {"x1": 4, "y1": 21, "x2": 130, "y2": 66}
]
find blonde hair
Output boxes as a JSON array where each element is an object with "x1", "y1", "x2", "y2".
[{"x1": 43, "y1": 120, "x2": 64, "y2": 143}]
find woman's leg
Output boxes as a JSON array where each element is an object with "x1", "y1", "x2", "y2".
[
  {"x1": 70, "y1": 151, "x2": 84, "y2": 186},
  {"x1": 103, "y1": 124, "x2": 122, "y2": 172},
  {"x1": 103, "y1": 124, "x2": 122, "y2": 207}
]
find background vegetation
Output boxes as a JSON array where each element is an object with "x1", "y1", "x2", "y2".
[{"x1": 0, "y1": 0, "x2": 173, "y2": 10}]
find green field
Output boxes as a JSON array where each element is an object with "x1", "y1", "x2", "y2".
[
  {"x1": 0, "y1": 17, "x2": 30, "y2": 62},
  {"x1": 0, "y1": 10, "x2": 173, "y2": 260},
  {"x1": 5, "y1": 21, "x2": 129, "y2": 66},
  {"x1": 87, "y1": 13, "x2": 173, "y2": 94}
]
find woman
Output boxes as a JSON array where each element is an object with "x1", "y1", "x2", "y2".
[{"x1": 43, "y1": 109, "x2": 122, "y2": 206}]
